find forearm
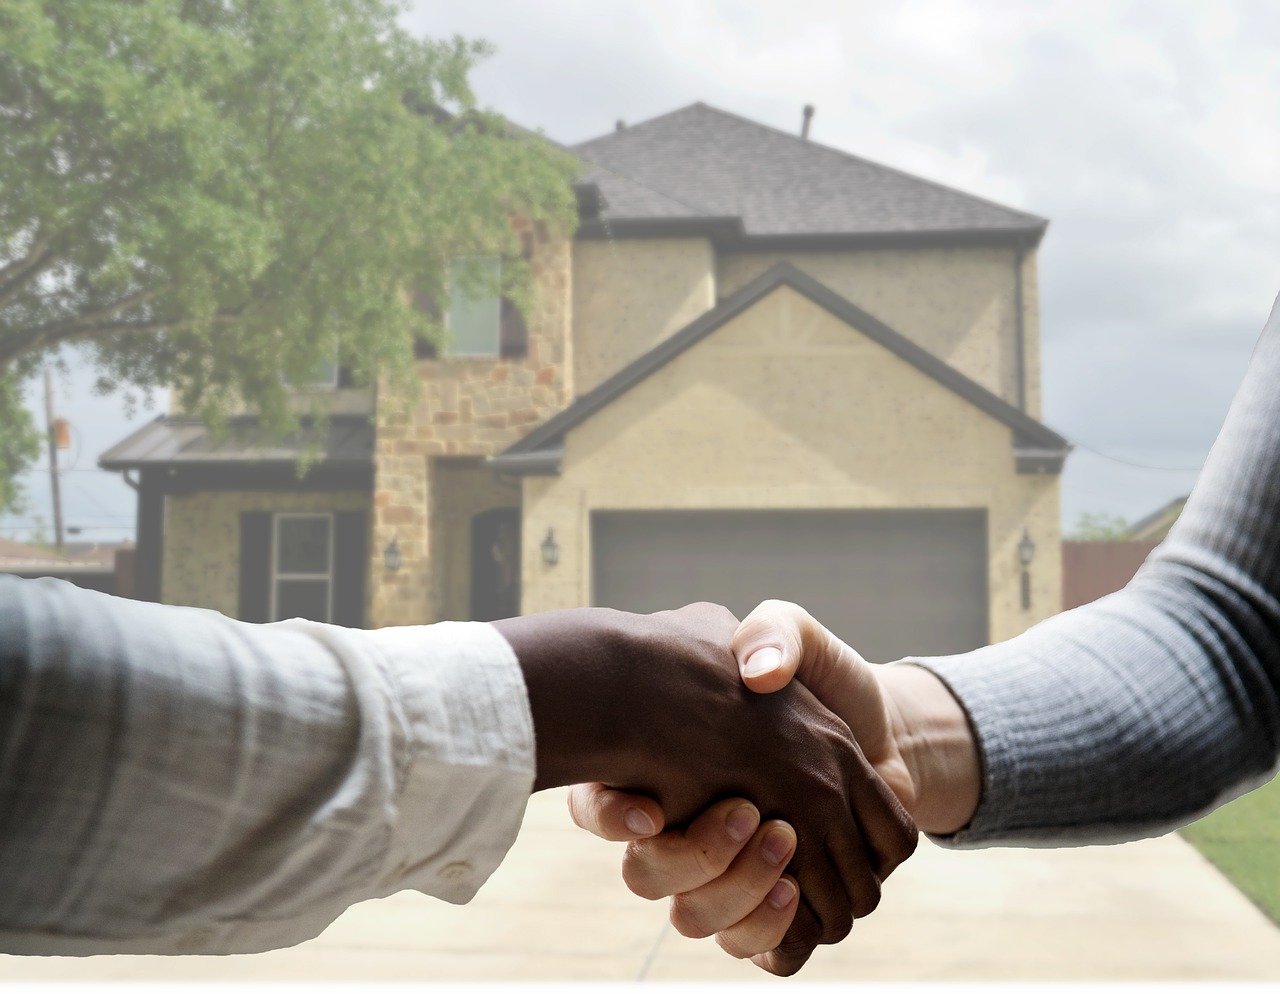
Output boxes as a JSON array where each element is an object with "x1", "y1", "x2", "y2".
[
  {"x1": 0, "y1": 577, "x2": 533, "y2": 953},
  {"x1": 895, "y1": 293, "x2": 1280, "y2": 845}
]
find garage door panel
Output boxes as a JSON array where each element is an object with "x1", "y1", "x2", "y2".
[{"x1": 592, "y1": 510, "x2": 987, "y2": 663}]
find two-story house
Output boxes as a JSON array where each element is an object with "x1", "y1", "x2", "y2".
[{"x1": 100, "y1": 102, "x2": 1068, "y2": 663}]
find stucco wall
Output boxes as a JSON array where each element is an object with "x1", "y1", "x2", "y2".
[
  {"x1": 717, "y1": 246, "x2": 1034, "y2": 411},
  {"x1": 521, "y1": 284, "x2": 1061, "y2": 645},
  {"x1": 572, "y1": 237, "x2": 716, "y2": 394},
  {"x1": 162, "y1": 489, "x2": 370, "y2": 618}
]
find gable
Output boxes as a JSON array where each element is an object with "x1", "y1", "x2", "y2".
[{"x1": 494, "y1": 262, "x2": 1069, "y2": 475}]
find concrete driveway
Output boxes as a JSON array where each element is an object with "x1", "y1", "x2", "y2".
[{"x1": 4, "y1": 787, "x2": 1280, "y2": 981}]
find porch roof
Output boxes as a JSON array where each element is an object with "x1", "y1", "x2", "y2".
[{"x1": 99, "y1": 415, "x2": 374, "y2": 472}]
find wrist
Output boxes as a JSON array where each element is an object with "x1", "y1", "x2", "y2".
[
  {"x1": 492, "y1": 609, "x2": 637, "y2": 791},
  {"x1": 876, "y1": 663, "x2": 981, "y2": 835}
]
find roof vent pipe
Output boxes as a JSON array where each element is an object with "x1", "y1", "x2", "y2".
[
  {"x1": 801, "y1": 104, "x2": 814, "y2": 140},
  {"x1": 615, "y1": 119, "x2": 626, "y2": 132}
]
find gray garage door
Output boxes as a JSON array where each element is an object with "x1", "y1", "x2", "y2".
[{"x1": 592, "y1": 509, "x2": 988, "y2": 663}]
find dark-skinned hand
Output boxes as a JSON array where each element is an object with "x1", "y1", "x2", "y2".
[{"x1": 492, "y1": 601, "x2": 917, "y2": 971}]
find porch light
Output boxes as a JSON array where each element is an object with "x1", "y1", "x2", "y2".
[
  {"x1": 1017, "y1": 530, "x2": 1037, "y2": 568},
  {"x1": 384, "y1": 536, "x2": 402, "y2": 572},
  {"x1": 540, "y1": 528, "x2": 560, "y2": 567}
]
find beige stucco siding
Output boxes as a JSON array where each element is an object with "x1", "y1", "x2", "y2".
[
  {"x1": 163, "y1": 490, "x2": 370, "y2": 618},
  {"x1": 717, "y1": 246, "x2": 1033, "y2": 412},
  {"x1": 522, "y1": 284, "x2": 1060, "y2": 644},
  {"x1": 572, "y1": 237, "x2": 716, "y2": 394}
]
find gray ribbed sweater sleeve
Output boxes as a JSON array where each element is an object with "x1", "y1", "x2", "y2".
[{"x1": 908, "y1": 292, "x2": 1280, "y2": 846}]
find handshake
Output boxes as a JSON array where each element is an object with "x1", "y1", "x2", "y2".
[{"x1": 493, "y1": 600, "x2": 981, "y2": 976}]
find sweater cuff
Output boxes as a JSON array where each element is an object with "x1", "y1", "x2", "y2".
[{"x1": 892, "y1": 640, "x2": 1037, "y2": 849}]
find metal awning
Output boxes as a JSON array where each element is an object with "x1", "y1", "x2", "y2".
[{"x1": 99, "y1": 415, "x2": 375, "y2": 471}]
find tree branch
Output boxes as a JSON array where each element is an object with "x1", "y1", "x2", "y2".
[{"x1": 0, "y1": 234, "x2": 59, "y2": 308}]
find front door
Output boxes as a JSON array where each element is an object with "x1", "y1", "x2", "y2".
[{"x1": 470, "y1": 507, "x2": 521, "y2": 621}]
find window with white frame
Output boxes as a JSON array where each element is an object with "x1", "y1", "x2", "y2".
[
  {"x1": 446, "y1": 256, "x2": 502, "y2": 356},
  {"x1": 271, "y1": 513, "x2": 334, "y2": 622}
]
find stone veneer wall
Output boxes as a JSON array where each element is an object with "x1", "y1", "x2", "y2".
[{"x1": 368, "y1": 220, "x2": 572, "y2": 627}]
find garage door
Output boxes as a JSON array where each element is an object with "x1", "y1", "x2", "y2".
[{"x1": 592, "y1": 509, "x2": 988, "y2": 663}]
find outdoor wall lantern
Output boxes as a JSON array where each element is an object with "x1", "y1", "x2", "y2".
[
  {"x1": 384, "y1": 535, "x2": 402, "y2": 572},
  {"x1": 540, "y1": 527, "x2": 560, "y2": 567},
  {"x1": 1018, "y1": 529, "x2": 1036, "y2": 610},
  {"x1": 1018, "y1": 529, "x2": 1037, "y2": 568}
]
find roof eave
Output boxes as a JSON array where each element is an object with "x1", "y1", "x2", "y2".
[
  {"x1": 487, "y1": 448, "x2": 563, "y2": 476},
  {"x1": 501, "y1": 261, "x2": 1071, "y2": 467},
  {"x1": 1014, "y1": 445, "x2": 1071, "y2": 476},
  {"x1": 576, "y1": 217, "x2": 1047, "y2": 250}
]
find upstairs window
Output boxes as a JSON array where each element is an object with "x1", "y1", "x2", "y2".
[
  {"x1": 414, "y1": 257, "x2": 529, "y2": 360},
  {"x1": 447, "y1": 256, "x2": 503, "y2": 356}
]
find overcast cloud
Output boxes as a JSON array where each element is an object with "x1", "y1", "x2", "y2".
[{"x1": 7, "y1": 0, "x2": 1278, "y2": 542}]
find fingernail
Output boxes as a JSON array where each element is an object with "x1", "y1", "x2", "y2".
[
  {"x1": 766, "y1": 878, "x2": 796, "y2": 910},
  {"x1": 725, "y1": 805, "x2": 759, "y2": 843},
  {"x1": 742, "y1": 646, "x2": 783, "y2": 678},
  {"x1": 624, "y1": 808, "x2": 656, "y2": 837},
  {"x1": 761, "y1": 828, "x2": 793, "y2": 866}
]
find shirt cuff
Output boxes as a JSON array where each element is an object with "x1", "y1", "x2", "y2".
[{"x1": 369, "y1": 621, "x2": 536, "y2": 904}]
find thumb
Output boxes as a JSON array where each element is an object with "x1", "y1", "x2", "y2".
[
  {"x1": 732, "y1": 601, "x2": 882, "y2": 743},
  {"x1": 731, "y1": 599, "x2": 810, "y2": 694}
]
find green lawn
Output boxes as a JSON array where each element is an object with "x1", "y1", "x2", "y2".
[{"x1": 1181, "y1": 774, "x2": 1280, "y2": 923}]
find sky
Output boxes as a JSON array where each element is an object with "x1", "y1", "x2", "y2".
[{"x1": 5, "y1": 0, "x2": 1278, "y2": 543}]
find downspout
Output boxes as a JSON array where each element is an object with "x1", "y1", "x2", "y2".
[{"x1": 1013, "y1": 242, "x2": 1027, "y2": 412}]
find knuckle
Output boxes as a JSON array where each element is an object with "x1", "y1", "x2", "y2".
[
  {"x1": 893, "y1": 823, "x2": 921, "y2": 866},
  {"x1": 775, "y1": 929, "x2": 818, "y2": 966},
  {"x1": 852, "y1": 880, "x2": 882, "y2": 920},
  {"x1": 668, "y1": 895, "x2": 713, "y2": 939},
  {"x1": 621, "y1": 852, "x2": 665, "y2": 901},
  {"x1": 767, "y1": 954, "x2": 808, "y2": 978},
  {"x1": 565, "y1": 787, "x2": 590, "y2": 831},
  {"x1": 821, "y1": 905, "x2": 855, "y2": 945},
  {"x1": 714, "y1": 930, "x2": 753, "y2": 960}
]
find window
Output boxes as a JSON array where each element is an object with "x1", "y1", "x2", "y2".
[
  {"x1": 286, "y1": 347, "x2": 341, "y2": 390},
  {"x1": 271, "y1": 513, "x2": 334, "y2": 622},
  {"x1": 446, "y1": 256, "x2": 502, "y2": 356},
  {"x1": 412, "y1": 256, "x2": 529, "y2": 360}
]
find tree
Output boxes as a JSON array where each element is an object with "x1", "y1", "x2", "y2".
[
  {"x1": 1068, "y1": 511, "x2": 1132, "y2": 541},
  {"x1": 0, "y1": 0, "x2": 578, "y2": 509}
]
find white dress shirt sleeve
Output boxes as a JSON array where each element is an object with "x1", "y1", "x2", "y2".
[{"x1": 0, "y1": 576, "x2": 535, "y2": 955}]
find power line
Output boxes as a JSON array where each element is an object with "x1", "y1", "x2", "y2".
[{"x1": 1065, "y1": 437, "x2": 1204, "y2": 473}]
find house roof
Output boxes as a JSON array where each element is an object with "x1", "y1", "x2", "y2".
[
  {"x1": 493, "y1": 262, "x2": 1070, "y2": 476},
  {"x1": 99, "y1": 415, "x2": 374, "y2": 471},
  {"x1": 1125, "y1": 494, "x2": 1189, "y2": 543},
  {"x1": 574, "y1": 103, "x2": 1047, "y2": 246}
]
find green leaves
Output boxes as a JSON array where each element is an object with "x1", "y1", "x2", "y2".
[
  {"x1": 0, "y1": 0, "x2": 578, "y2": 504},
  {"x1": 0, "y1": 372, "x2": 40, "y2": 514}
]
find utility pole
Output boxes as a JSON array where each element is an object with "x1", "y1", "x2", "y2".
[{"x1": 43, "y1": 367, "x2": 64, "y2": 553}]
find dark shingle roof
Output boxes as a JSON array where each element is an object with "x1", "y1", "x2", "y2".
[{"x1": 574, "y1": 103, "x2": 1046, "y2": 241}]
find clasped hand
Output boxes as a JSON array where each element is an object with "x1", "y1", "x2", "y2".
[{"x1": 496, "y1": 600, "x2": 928, "y2": 976}]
